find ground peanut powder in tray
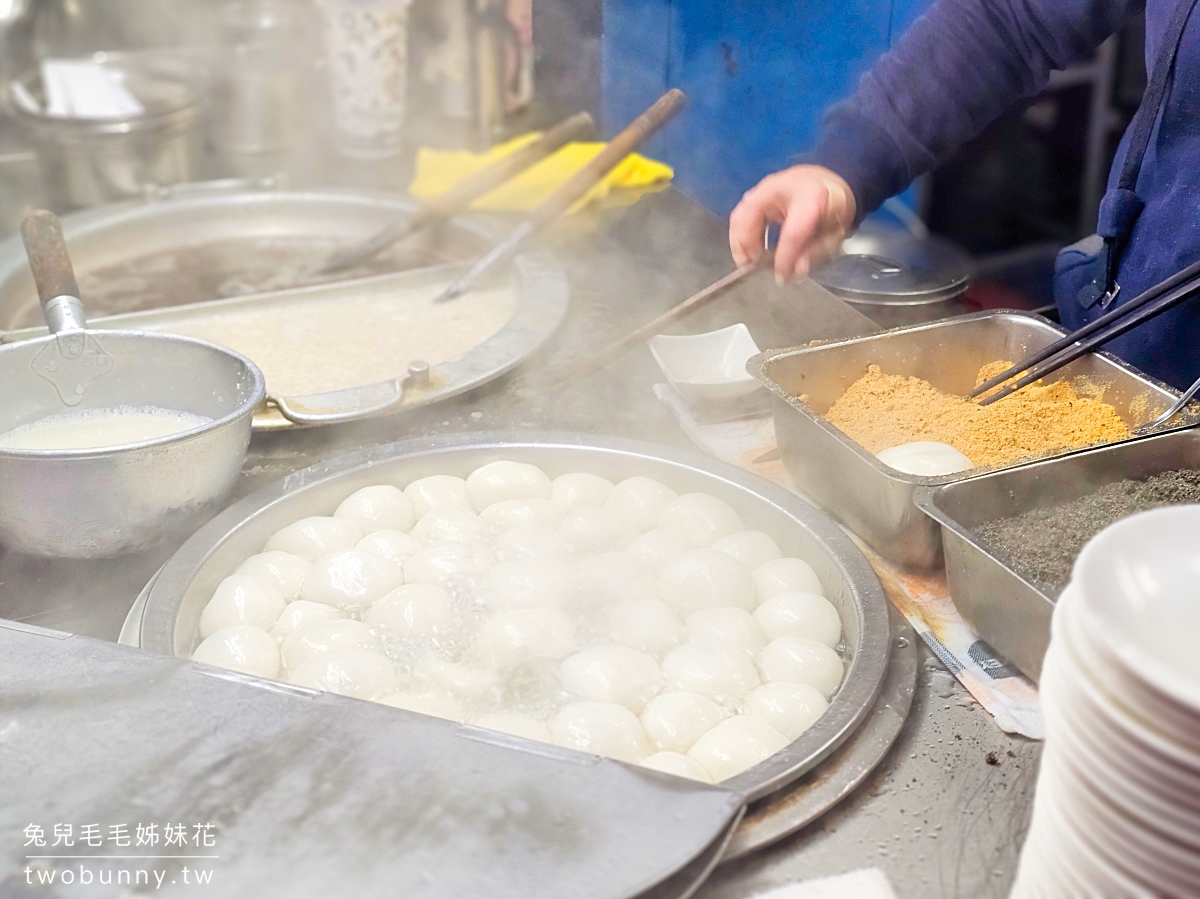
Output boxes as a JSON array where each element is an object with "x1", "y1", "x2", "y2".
[{"x1": 823, "y1": 361, "x2": 1131, "y2": 468}]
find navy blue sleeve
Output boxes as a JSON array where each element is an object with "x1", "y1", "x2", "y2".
[{"x1": 809, "y1": 0, "x2": 1143, "y2": 222}]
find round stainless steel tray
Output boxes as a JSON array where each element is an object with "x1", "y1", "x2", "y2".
[{"x1": 138, "y1": 431, "x2": 892, "y2": 803}]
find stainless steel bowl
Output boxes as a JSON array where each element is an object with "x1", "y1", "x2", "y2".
[{"x1": 137, "y1": 431, "x2": 892, "y2": 802}]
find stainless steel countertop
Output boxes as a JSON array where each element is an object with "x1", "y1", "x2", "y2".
[{"x1": 0, "y1": 190, "x2": 1039, "y2": 897}]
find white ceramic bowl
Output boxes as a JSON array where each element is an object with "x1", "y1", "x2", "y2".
[{"x1": 648, "y1": 323, "x2": 763, "y2": 402}]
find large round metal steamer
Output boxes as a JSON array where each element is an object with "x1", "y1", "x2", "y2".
[{"x1": 138, "y1": 432, "x2": 893, "y2": 804}]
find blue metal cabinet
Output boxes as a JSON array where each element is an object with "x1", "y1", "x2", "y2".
[{"x1": 602, "y1": 0, "x2": 933, "y2": 216}]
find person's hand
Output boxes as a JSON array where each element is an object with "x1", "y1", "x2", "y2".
[{"x1": 729, "y1": 165, "x2": 856, "y2": 284}]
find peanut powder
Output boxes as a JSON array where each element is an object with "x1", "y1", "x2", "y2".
[{"x1": 823, "y1": 362, "x2": 1131, "y2": 468}]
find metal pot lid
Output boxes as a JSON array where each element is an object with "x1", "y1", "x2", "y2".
[{"x1": 812, "y1": 225, "x2": 972, "y2": 306}]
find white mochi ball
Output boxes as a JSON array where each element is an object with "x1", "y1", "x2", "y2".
[
  {"x1": 480, "y1": 559, "x2": 575, "y2": 612},
  {"x1": 300, "y1": 549, "x2": 405, "y2": 611},
  {"x1": 560, "y1": 644, "x2": 662, "y2": 712},
  {"x1": 199, "y1": 573, "x2": 286, "y2": 638},
  {"x1": 625, "y1": 529, "x2": 691, "y2": 573},
  {"x1": 417, "y1": 658, "x2": 500, "y2": 701},
  {"x1": 280, "y1": 619, "x2": 382, "y2": 672},
  {"x1": 685, "y1": 607, "x2": 768, "y2": 654},
  {"x1": 661, "y1": 641, "x2": 761, "y2": 701},
  {"x1": 551, "y1": 701, "x2": 652, "y2": 763},
  {"x1": 474, "y1": 712, "x2": 552, "y2": 743},
  {"x1": 744, "y1": 682, "x2": 829, "y2": 740},
  {"x1": 605, "y1": 477, "x2": 679, "y2": 533},
  {"x1": 559, "y1": 505, "x2": 634, "y2": 553},
  {"x1": 753, "y1": 557, "x2": 824, "y2": 600},
  {"x1": 604, "y1": 597, "x2": 683, "y2": 657},
  {"x1": 289, "y1": 648, "x2": 398, "y2": 700},
  {"x1": 640, "y1": 691, "x2": 726, "y2": 753},
  {"x1": 480, "y1": 498, "x2": 561, "y2": 530},
  {"x1": 474, "y1": 608, "x2": 577, "y2": 668},
  {"x1": 404, "y1": 475, "x2": 472, "y2": 517},
  {"x1": 378, "y1": 690, "x2": 465, "y2": 722},
  {"x1": 334, "y1": 485, "x2": 415, "y2": 534},
  {"x1": 357, "y1": 530, "x2": 422, "y2": 564},
  {"x1": 754, "y1": 592, "x2": 842, "y2": 648},
  {"x1": 575, "y1": 552, "x2": 658, "y2": 607},
  {"x1": 657, "y1": 550, "x2": 756, "y2": 614},
  {"x1": 712, "y1": 530, "x2": 783, "y2": 570},
  {"x1": 266, "y1": 516, "x2": 363, "y2": 561},
  {"x1": 493, "y1": 525, "x2": 571, "y2": 561},
  {"x1": 757, "y1": 637, "x2": 844, "y2": 699},
  {"x1": 269, "y1": 600, "x2": 344, "y2": 639},
  {"x1": 657, "y1": 493, "x2": 745, "y2": 547},
  {"x1": 192, "y1": 626, "x2": 280, "y2": 679},
  {"x1": 466, "y1": 461, "x2": 552, "y2": 509},
  {"x1": 364, "y1": 583, "x2": 458, "y2": 641},
  {"x1": 639, "y1": 751, "x2": 713, "y2": 783},
  {"x1": 550, "y1": 472, "x2": 614, "y2": 515},
  {"x1": 237, "y1": 551, "x2": 311, "y2": 599},
  {"x1": 688, "y1": 716, "x2": 789, "y2": 782},
  {"x1": 411, "y1": 507, "x2": 487, "y2": 544},
  {"x1": 404, "y1": 541, "x2": 489, "y2": 586}
]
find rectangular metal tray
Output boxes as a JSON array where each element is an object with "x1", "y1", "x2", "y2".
[
  {"x1": 748, "y1": 310, "x2": 1187, "y2": 569},
  {"x1": 915, "y1": 427, "x2": 1200, "y2": 682}
]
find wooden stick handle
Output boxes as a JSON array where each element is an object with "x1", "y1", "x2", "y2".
[{"x1": 21, "y1": 209, "x2": 80, "y2": 304}]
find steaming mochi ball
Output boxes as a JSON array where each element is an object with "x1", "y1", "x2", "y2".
[
  {"x1": 605, "y1": 477, "x2": 679, "y2": 533},
  {"x1": 551, "y1": 701, "x2": 652, "y2": 763},
  {"x1": 576, "y1": 552, "x2": 657, "y2": 606},
  {"x1": 625, "y1": 529, "x2": 691, "y2": 573},
  {"x1": 550, "y1": 472, "x2": 614, "y2": 515},
  {"x1": 378, "y1": 690, "x2": 465, "y2": 722},
  {"x1": 688, "y1": 716, "x2": 789, "y2": 782},
  {"x1": 658, "y1": 550, "x2": 756, "y2": 614},
  {"x1": 757, "y1": 637, "x2": 844, "y2": 699},
  {"x1": 404, "y1": 475, "x2": 472, "y2": 517},
  {"x1": 199, "y1": 573, "x2": 285, "y2": 638},
  {"x1": 685, "y1": 607, "x2": 768, "y2": 654},
  {"x1": 404, "y1": 541, "x2": 490, "y2": 585},
  {"x1": 657, "y1": 493, "x2": 745, "y2": 547},
  {"x1": 662, "y1": 641, "x2": 761, "y2": 701},
  {"x1": 474, "y1": 712, "x2": 553, "y2": 743},
  {"x1": 266, "y1": 516, "x2": 363, "y2": 561},
  {"x1": 560, "y1": 644, "x2": 663, "y2": 712},
  {"x1": 480, "y1": 498, "x2": 561, "y2": 530},
  {"x1": 475, "y1": 608, "x2": 577, "y2": 668},
  {"x1": 752, "y1": 557, "x2": 824, "y2": 600},
  {"x1": 192, "y1": 625, "x2": 280, "y2": 679},
  {"x1": 480, "y1": 559, "x2": 575, "y2": 611},
  {"x1": 289, "y1": 648, "x2": 398, "y2": 700},
  {"x1": 417, "y1": 658, "x2": 499, "y2": 701},
  {"x1": 754, "y1": 592, "x2": 842, "y2": 648},
  {"x1": 300, "y1": 549, "x2": 405, "y2": 610},
  {"x1": 237, "y1": 551, "x2": 311, "y2": 599},
  {"x1": 712, "y1": 530, "x2": 783, "y2": 570},
  {"x1": 364, "y1": 583, "x2": 457, "y2": 641},
  {"x1": 876, "y1": 441, "x2": 975, "y2": 476},
  {"x1": 466, "y1": 461, "x2": 552, "y2": 509},
  {"x1": 744, "y1": 682, "x2": 829, "y2": 740},
  {"x1": 559, "y1": 505, "x2": 634, "y2": 553},
  {"x1": 281, "y1": 619, "x2": 382, "y2": 672},
  {"x1": 493, "y1": 525, "x2": 571, "y2": 561},
  {"x1": 269, "y1": 600, "x2": 344, "y2": 639},
  {"x1": 639, "y1": 751, "x2": 713, "y2": 783},
  {"x1": 640, "y1": 691, "x2": 726, "y2": 753},
  {"x1": 334, "y1": 485, "x2": 415, "y2": 534},
  {"x1": 604, "y1": 597, "x2": 683, "y2": 656},
  {"x1": 357, "y1": 530, "x2": 422, "y2": 564},
  {"x1": 411, "y1": 508, "x2": 487, "y2": 544}
]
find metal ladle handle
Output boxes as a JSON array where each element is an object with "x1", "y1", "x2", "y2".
[{"x1": 20, "y1": 209, "x2": 87, "y2": 333}]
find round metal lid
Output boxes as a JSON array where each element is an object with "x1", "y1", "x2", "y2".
[{"x1": 812, "y1": 225, "x2": 972, "y2": 306}]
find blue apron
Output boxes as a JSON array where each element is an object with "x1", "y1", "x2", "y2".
[{"x1": 1055, "y1": 0, "x2": 1200, "y2": 390}]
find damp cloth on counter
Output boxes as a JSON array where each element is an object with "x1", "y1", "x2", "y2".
[
  {"x1": 654, "y1": 383, "x2": 1044, "y2": 740},
  {"x1": 410, "y1": 133, "x2": 674, "y2": 214},
  {"x1": 748, "y1": 868, "x2": 898, "y2": 899}
]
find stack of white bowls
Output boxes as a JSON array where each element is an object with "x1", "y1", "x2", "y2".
[{"x1": 1012, "y1": 506, "x2": 1200, "y2": 897}]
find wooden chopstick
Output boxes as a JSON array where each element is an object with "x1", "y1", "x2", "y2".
[
  {"x1": 971, "y1": 257, "x2": 1200, "y2": 399},
  {"x1": 977, "y1": 271, "x2": 1200, "y2": 406}
]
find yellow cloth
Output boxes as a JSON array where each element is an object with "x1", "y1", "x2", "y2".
[{"x1": 409, "y1": 133, "x2": 674, "y2": 213}]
